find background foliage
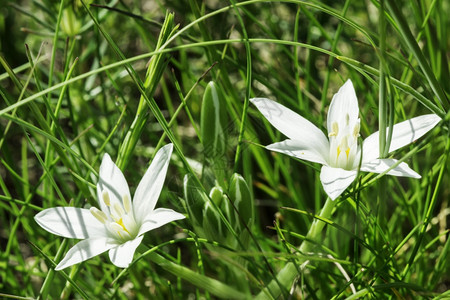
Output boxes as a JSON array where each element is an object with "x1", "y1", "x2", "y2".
[{"x1": 0, "y1": 0, "x2": 449, "y2": 298}]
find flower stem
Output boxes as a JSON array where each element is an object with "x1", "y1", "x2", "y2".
[
  {"x1": 115, "y1": 12, "x2": 176, "y2": 169},
  {"x1": 147, "y1": 251, "x2": 247, "y2": 299},
  {"x1": 378, "y1": 0, "x2": 388, "y2": 158},
  {"x1": 255, "y1": 197, "x2": 336, "y2": 299},
  {"x1": 376, "y1": 0, "x2": 389, "y2": 261}
]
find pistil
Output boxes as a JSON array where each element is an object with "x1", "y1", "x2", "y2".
[
  {"x1": 90, "y1": 190, "x2": 139, "y2": 242},
  {"x1": 328, "y1": 117, "x2": 360, "y2": 170}
]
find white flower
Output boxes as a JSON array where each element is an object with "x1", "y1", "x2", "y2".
[
  {"x1": 251, "y1": 80, "x2": 440, "y2": 200},
  {"x1": 35, "y1": 144, "x2": 185, "y2": 270}
]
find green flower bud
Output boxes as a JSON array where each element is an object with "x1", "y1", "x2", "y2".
[
  {"x1": 202, "y1": 202, "x2": 224, "y2": 242},
  {"x1": 228, "y1": 173, "x2": 254, "y2": 232},
  {"x1": 201, "y1": 81, "x2": 228, "y2": 159},
  {"x1": 209, "y1": 186, "x2": 224, "y2": 207},
  {"x1": 60, "y1": 8, "x2": 81, "y2": 37},
  {"x1": 201, "y1": 81, "x2": 228, "y2": 183}
]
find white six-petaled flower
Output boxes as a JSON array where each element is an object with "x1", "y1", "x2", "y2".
[
  {"x1": 35, "y1": 144, "x2": 185, "y2": 270},
  {"x1": 251, "y1": 80, "x2": 441, "y2": 200}
]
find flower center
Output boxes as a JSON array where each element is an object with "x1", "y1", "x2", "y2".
[
  {"x1": 328, "y1": 116, "x2": 360, "y2": 170},
  {"x1": 90, "y1": 191, "x2": 139, "y2": 242}
]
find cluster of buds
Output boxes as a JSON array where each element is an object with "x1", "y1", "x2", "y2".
[{"x1": 183, "y1": 173, "x2": 254, "y2": 249}]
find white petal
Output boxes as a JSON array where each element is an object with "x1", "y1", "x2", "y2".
[
  {"x1": 133, "y1": 144, "x2": 173, "y2": 223},
  {"x1": 266, "y1": 139, "x2": 328, "y2": 165},
  {"x1": 250, "y1": 98, "x2": 329, "y2": 159},
  {"x1": 35, "y1": 207, "x2": 106, "y2": 239},
  {"x1": 320, "y1": 166, "x2": 357, "y2": 200},
  {"x1": 55, "y1": 237, "x2": 117, "y2": 270},
  {"x1": 327, "y1": 80, "x2": 359, "y2": 134},
  {"x1": 137, "y1": 208, "x2": 185, "y2": 237},
  {"x1": 360, "y1": 159, "x2": 421, "y2": 178},
  {"x1": 108, "y1": 235, "x2": 144, "y2": 268},
  {"x1": 362, "y1": 114, "x2": 441, "y2": 162},
  {"x1": 97, "y1": 153, "x2": 131, "y2": 213}
]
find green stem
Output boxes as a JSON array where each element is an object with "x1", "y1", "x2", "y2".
[
  {"x1": 378, "y1": 0, "x2": 387, "y2": 158},
  {"x1": 376, "y1": 0, "x2": 388, "y2": 253},
  {"x1": 255, "y1": 197, "x2": 336, "y2": 299},
  {"x1": 232, "y1": 0, "x2": 252, "y2": 173},
  {"x1": 401, "y1": 129, "x2": 450, "y2": 279}
]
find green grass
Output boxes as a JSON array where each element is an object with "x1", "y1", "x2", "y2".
[{"x1": 0, "y1": 0, "x2": 449, "y2": 299}]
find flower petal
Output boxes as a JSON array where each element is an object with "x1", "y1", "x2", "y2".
[
  {"x1": 250, "y1": 97, "x2": 329, "y2": 159},
  {"x1": 137, "y1": 208, "x2": 185, "y2": 237},
  {"x1": 133, "y1": 144, "x2": 173, "y2": 224},
  {"x1": 97, "y1": 153, "x2": 131, "y2": 213},
  {"x1": 362, "y1": 114, "x2": 441, "y2": 162},
  {"x1": 327, "y1": 80, "x2": 359, "y2": 135},
  {"x1": 320, "y1": 166, "x2": 357, "y2": 200},
  {"x1": 108, "y1": 235, "x2": 144, "y2": 268},
  {"x1": 35, "y1": 207, "x2": 106, "y2": 239},
  {"x1": 360, "y1": 159, "x2": 421, "y2": 178},
  {"x1": 55, "y1": 237, "x2": 117, "y2": 270},
  {"x1": 266, "y1": 139, "x2": 328, "y2": 165}
]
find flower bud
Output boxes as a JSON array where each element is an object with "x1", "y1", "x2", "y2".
[
  {"x1": 209, "y1": 186, "x2": 224, "y2": 207},
  {"x1": 201, "y1": 81, "x2": 228, "y2": 183},
  {"x1": 60, "y1": 8, "x2": 81, "y2": 37},
  {"x1": 228, "y1": 173, "x2": 254, "y2": 232},
  {"x1": 183, "y1": 174, "x2": 208, "y2": 229},
  {"x1": 202, "y1": 202, "x2": 225, "y2": 242}
]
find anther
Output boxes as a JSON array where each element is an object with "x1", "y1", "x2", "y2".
[
  {"x1": 102, "y1": 190, "x2": 111, "y2": 206},
  {"x1": 90, "y1": 207, "x2": 108, "y2": 224},
  {"x1": 353, "y1": 122, "x2": 360, "y2": 138},
  {"x1": 122, "y1": 195, "x2": 132, "y2": 214},
  {"x1": 329, "y1": 122, "x2": 339, "y2": 137}
]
